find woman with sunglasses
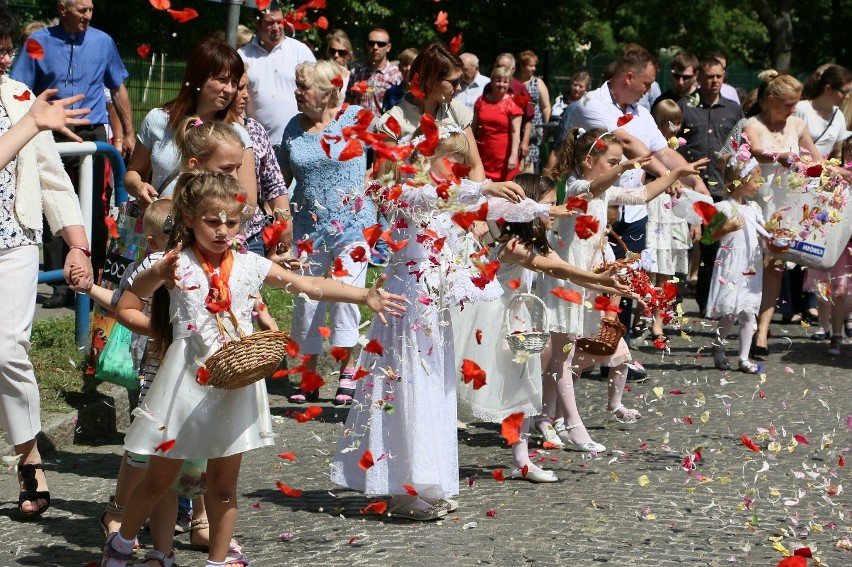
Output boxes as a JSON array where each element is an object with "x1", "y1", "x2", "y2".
[
  {"x1": 377, "y1": 41, "x2": 486, "y2": 181},
  {"x1": 321, "y1": 29, "x2": 353, "y2": 95}
]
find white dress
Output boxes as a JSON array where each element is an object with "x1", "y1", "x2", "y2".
[
  {"x1": 124, "y1": 250, "x2": 275, "y2": 460},
  {"x1": 745, "y1": 115, "x2": 805, "y2": 219},
  {"x1": 706, "y1": 199, "x2": 765, "y2": 317},
  {"x1": 454, "y1": 248, "x2": 542, "y2": 422},
  {"x1": 645, "y1": 193, "x2": 690, "y2": 275},
  {"x1": 329, "y1": 180, "x2": 551, "y2": 499},
  {"x1": 538, "y1": 179, "x2": 646, "y2": 337}
]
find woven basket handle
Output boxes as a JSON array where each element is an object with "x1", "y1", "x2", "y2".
[
  {"x1": 214, "y1": 309, "x2": 245, "y2": 344},
  {"x1": 504, "y1": 292, "x2": 549, "y2": 333}
]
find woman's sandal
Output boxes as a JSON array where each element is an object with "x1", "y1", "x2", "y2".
[
  {"x1": 288, "y1": 389, "x2": 320, "y2": 404},
  {"x1": 332, "y1": 377, "x2": 356, "y2": 406},
  {"x1": 17, "y1": 463, "x2": 50, "y2": 519},
  {"x1": 189, "y1": 517, "x2": 210, "y2": 552},
  {"x1": 141, "y1": 549, "x2": 175, "y2": 567}
]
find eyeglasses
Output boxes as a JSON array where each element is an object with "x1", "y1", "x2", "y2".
[
  {"x1": 367, "y1": 40, "x2": 388, "y2": 48},
  {"x1": 442, "y1": 77, "x2": 462, "y2": 89},
  {"x1": 0, "y1": 48, "x2": 15, "y2": 59},
  {"x1": 328, "y1": 48, "x2": 349, "y2": 57},
  {"x1": 671, "y1": 71, "x2": 694, "y2": 81},
  {"x1": 833, "y1": 85, "x2": 852, "y2": 96}
]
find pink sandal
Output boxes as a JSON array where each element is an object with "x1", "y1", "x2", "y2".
[{"x1": 333, "y1": 377, "x2": 356, "y2": 406}]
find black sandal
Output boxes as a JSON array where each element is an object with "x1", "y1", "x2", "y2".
[{"x1": 17, "y1": 463, "x2": 50, "y2": 519}]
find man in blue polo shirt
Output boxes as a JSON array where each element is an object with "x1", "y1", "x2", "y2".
[{"x1": 12, "y1": 0, "x2": 134, "y2": 307}]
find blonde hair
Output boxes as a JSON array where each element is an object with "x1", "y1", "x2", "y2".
[
  {"x1": 758, "y1": 69, "x2": 803, "y2": 100},
  {"x1": 490, "y1": 65, "x2": 513, "y2": 82},
  {"x1": 236, "y1": 24, "x2": 254, "y2": 49},
  {"x1": 323, "y1": 29, "x2": 353, "y2": 61},
  {"x1": 295, "y1": 60, "x2": 347, "y2": 107},
  {"x1": 651, "y1": 99, "x2": 683, "y2": 132},
  {"x1": 141, "y1": 199, "x2": 173, "y2": 245},
  {"x1": 434, "y1": 131, "x2": 470, "y2": 164},
  {"x1": 174, "y1": 116, "x2": 244, "y2": 168}
]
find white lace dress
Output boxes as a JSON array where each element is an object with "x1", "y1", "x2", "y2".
[
  {"x1": 538, "y1": 179, "x2": 646, "y2": 337},
  {"x1": 645, "y1": 193, "x2": 690, "y2": 275},
  {"x1": 706, "y1": 200, "x2": 765, "y2": 317},
  {"x1": 123, "y1": 250, "x2": 276, "y2": 460},
  {"x1": 455, "y1": 248, "x2": 542, "y2": 422},
  {"x1": 329, "y1": 180, "x2": 552, "y2": 499}
]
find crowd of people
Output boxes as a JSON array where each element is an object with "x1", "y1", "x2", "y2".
[{"x1": 1, "y1": 1, "x2": 850, "y2": 566}]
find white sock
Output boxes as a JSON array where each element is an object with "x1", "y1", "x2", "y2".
[
  {"x1": 738, "y1": 311, "x2": 756, "y2": 361},
  {"x1": 110, "y1": 533, "x2": 136, "y2": 555},
  {"x1": 205, "y1": 562, "x2": 227, "y2": 567}
]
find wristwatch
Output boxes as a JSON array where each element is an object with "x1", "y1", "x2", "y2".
[{"x1": 69, "y1": 245, "x2": 92, "y2": 257}]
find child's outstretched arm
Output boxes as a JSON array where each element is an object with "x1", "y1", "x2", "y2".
[
  {"x1": 643, "y1": 158, "x2": 710, "y2": 202},
  {"x1": 129, "y1": 243, "x2": 183, "y2": 298},
  {"x1": 265, "y1": 268, "x2": 407, "y2": 324},
  {"x1": 69, "y1": 265, "x2": 116, "y2": 312},
  {"x1": 587, "y1": 152, "x2": 653, "y2": 198},
  {"x1": 116, "y1": 288, "x2": 151, "y2": 336},
  {"x1": 497, "y1": 239, "x2": 633, "y2": 297}
]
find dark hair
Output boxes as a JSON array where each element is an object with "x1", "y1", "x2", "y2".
[
  {"x1": 408, "y1": 42, "x2": 462, "y2": 99},
  {"x1": 614, "y1": 43, "x2": 656, "y2": 75},
  {"x1": 671, "y1": 51, "x2": 698, "y2": 73},
  {"x1": 498, "y1": 173, "x2": 555, "y2": 254},
  {"x1": 699, "y1": 55, "x2": 724, "y2": 74},
  {"x1": 802, "y1": 64, "x2": 852, "y2": 100},
  {"x1": 163, "y1": 37, "x2": 245, "y2": 129},
  {"x1": 0, "y1": 6, "x2": 19, "y2": 40},
  {"x1": 552, "y1": 127, "x2": 620, "y2": 180}
]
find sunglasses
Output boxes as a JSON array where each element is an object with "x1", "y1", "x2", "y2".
[
  {"x1": 671, "y1": 71, "x2": 694, "y2": 81},
  {"x1": 328, "y1": 48, "x2": 349, "y2": 57},
  {"x1": 0, "y1": 48, "x2": 14, "y2": 58},
  {"x1": 442, "y1": 77, "x2": 462, "y2": 89},
  {"x1": 367, "y1": 40, "x2": 388, "y2": 48}
]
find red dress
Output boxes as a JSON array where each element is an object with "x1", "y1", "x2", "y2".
[{"x1": 474, "y1": 94, "x2": 523, "y2": 181}]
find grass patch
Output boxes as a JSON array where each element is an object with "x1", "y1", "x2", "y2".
[
  {"x1": 30, "y1": 316, "x2": 87, "y2": 414},
  {"x1": 30, "y1": 265, "x2": 385, "y2": 413}
]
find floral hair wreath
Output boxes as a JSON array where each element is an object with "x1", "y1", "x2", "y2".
[{"x1": 405, "y1": 121, "x2": 465, "y2": 149}]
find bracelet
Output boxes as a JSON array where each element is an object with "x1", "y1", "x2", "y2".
[
  {"x1": 114, "y1": 138, "x2": 123, "y2": 142},
  {"x1": 273, "y1": 207, "x2": 293, "y2": 221},
  {"x1": 69, "y1": 245, "x2": 92, "y2": 257}
]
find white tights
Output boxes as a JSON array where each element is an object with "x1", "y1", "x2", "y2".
[{"x1": 716, "y1": 311, "x2": 757, "y2": 361}]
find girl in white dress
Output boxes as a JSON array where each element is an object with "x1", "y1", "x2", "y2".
[
  {"x1": 330, "y1": 132, "x2": 624, "y2": 518},
  {"x1": 101, "y1": 170, "x2": 406, "y2": 567},
  {"x1": 536, "y1": 128, "x2": 707, "y2": 449},
  {"x1": 707, "y1": 156, "x2": 767, "y2": 374},
  {"x1": 454, "y1": 174, "x2": 629, "y2": 482}
]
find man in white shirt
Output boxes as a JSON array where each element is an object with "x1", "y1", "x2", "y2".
[
  {"x1": 573, "y1": 46, "x2": 708, "y2": 351},
  {"x1": 238, "y1": 0, "x2": 315, "y2": 146},
  {"x1": 456, "y1": 53, "x2": 490, "y2": 109}
]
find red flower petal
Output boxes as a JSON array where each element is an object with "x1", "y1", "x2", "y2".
[
  {"x1": 24, "y1": 38, "x2": 44, "y2": 60},
  {"x1": 352, "y1": 366, "x2": 369, "y2": 380},
  {"x1": 449, "y1": 32, "x2": 463, "y2": 54},
  {"x1": 278, "y1": 452, "x2": 297, "y2": 461},
  {"x1": 364, "y1": 339, "x2": 384, "y2": 356},
  {"x1": 154, "y1": 439, "x2": 176, "y2": 453},
  {"x1": 452, "y1": 202, "x2": 489, "y2": 230},
  {"x1": 331, "y1": 257, "x2": 349, "y2": 278},
  {"x1": 616, "y1": 114, "x2": 634, "y2": 127},
  {"x1": 286, "y1": 339, "x2": 300, "y2": 359},
  {"x1": 741, "y1": 434, "x2": 761, "y2": 452},
  {"x1": 167, "y1": 8, "x2": 199, "y2": 23},
  {"x1": 402, "y1": 484, "x2": 418, "y2": 496},
  {"x1": 415, "y1": 113, "x2": 439, "y2": 155},
  {"x1": 12, "y1": 90, "x2": 31, "y2": 102},
  {"x1": 149, "y1": 0, "x2": 171, "y2": 9},
  {"x1": 565, "y1": 196, "x2": 588, "y2": 213},
  {"x1": 349, "y1": 245, "x2": 367, "y2": 263},
  {"x1": 475, "y1": 329, "x2": 483, "y2": 345},
  {"x1": 549, "y1": 287, "x2": 582, "y2": 304},
  {"x1": 693, "y1": 201, "x2": 718, "y2": 226},
  {"x1": 384, "y1": 116, "x2": 402, "y2": 137},
  {"x1": 362, "y1": 224, "x2": 383, "y2": 248},
  {"x1": 314, "y1": 15, "x2": 329, "y2": 30},
  {"x1": 360, "y1": 500, "x2": 387, "y2": 515},
  {"x1": 460, "y1": 359, "x2": 486, "y2": 390},
  {"x1": 574, "y1": 215, "x2": 600, "y2": 240},
  {"x1": 508, "y1": 279, "x2": 521, "y2": 290},
  {"x1": 317, "y1": 326, "x2": 331, "y2": 339},
  {"x1": 500, "y1": 412, "x2": 524, "y2": 445},
  {"x1": 793, "y1": 434, "x2": 809, "y2": 445},
  {"x1": 196, "y1": 366, "x2": 211, "y2": 385},
  {"x1": 294, "y1": 405, "x2": 322, "y2": 423},
  {"x1": 136, "y1": 44, "x2": 151, "y2": 58},
  {"x1": 434, "y1": 10, "x2": 449, "y2": 33},
  {"x1": 491, "y1": 469, "x2": 505, "y2": 482},
  {"x1": 299, "y1": 370, "x2": 324, "y2": 393},
  {"x1": 276, "y1": 481, "x2": 303, "y2": 497},
  {"x1": 271, "y1": 369, "x2": 289, "y2": 379},
  {"x1": 337, "y1": 138, "x2": 364, "y2": 161},
  {"x1": 358, "y1": 449, "x2": 375, "y2": 470},
  {"x1": 329, "y1": 346, "x2": 349, "y2": 362}
]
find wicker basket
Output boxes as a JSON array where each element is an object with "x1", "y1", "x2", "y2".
[
  {"x1": 202, "y1": 310, "x2": 290, "y2": 390},
  {"x1": 766, "y1": 227, "x2": 794, "y2": 254},
  {"x1": 576, "y1": 317, "x2": 626, "y2": 356},
  {"x1": 590, "y1": 229, "x2": 639, "y2": 285},
  {"x1": 504, "y1": 293, "x2": 550, "y2": 354}
]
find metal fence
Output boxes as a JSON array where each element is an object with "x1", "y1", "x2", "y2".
[{"x1": 122, "y1": 53, "x2": 187, "y2": 128}]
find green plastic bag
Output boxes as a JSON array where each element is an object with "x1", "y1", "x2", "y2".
[{"x1": 95, "y1": 323, "x2": 139, "y2": 389}]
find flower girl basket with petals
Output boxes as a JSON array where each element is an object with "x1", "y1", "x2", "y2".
[
  {"x1": 504, "y1": 293, "x2": 550, "y2": 354},
  {"x1": 203, "y1": 309, "x2": 290, "y2": 390}
]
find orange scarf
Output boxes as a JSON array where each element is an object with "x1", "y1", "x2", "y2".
[{"x1": 193, "y1": 244, "x2": 234, "y2": 314}]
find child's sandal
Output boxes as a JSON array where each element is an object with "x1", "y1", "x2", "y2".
[
  {"x1": 141, "y1": 549, "x2": 175, "y2": 567},
  {"x1": 101, "y1": 532, "x2": 134, "y2": 567},
  {"x1": 288, "y1": 389, "x2": 320, "y2": 404},
  {"x1": 225, "y1": 542, "x2": 251, "y2": 566}
]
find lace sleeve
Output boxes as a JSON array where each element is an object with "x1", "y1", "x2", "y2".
[
  {"x1": 610, "y1": 186, "x2": 647, "y2": 206},
  {"x1": 455, "y1": 178, "x2": 489, "y2": 205},
  {"x1": 484, "y1": 196, "x2": 550, "y2": 221}
]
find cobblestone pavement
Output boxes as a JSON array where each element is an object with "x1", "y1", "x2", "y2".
[{"x1": 1, "y1": 300, "x2": 850, "y2": 567}]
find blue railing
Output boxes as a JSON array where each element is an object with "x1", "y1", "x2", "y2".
[{"x1": 38, "y1": 141, "x2": 128, "y2": 349}]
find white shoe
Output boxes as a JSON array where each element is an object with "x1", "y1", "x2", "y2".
[
  {"x1": 508, "y1": 466, "x2": 558, "y2": 483},
  {"x1": 558, "y1": 422, "x2": 607, "y2": 453},
  {"x1": 607, "y1": 404, "x2": 641, "y2": 426},
  {"x1": 535, "y1": 418, "x2": 565, "y2": 448}
]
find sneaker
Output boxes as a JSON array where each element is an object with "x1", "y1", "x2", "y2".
[{"x1": 810, "y1": 328, "x2": 830, "y2": 341}]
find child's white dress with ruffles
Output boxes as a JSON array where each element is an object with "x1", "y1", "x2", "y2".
[{"x1": 124, "y1": 249, "x2": 275, "y2": 460}]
